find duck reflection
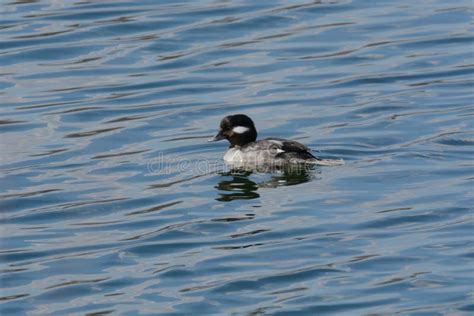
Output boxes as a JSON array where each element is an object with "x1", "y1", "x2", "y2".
[
  {"x1": 216, "y1": 170, "x2": 259, "y2": 202},
  {"x1": 215, "y1": 166, "x2": 318, "y2": 202}
]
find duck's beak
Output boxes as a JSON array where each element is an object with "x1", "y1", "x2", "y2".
[{"x1": 208, "y1": 130, "x2": 225, "y2": 142}]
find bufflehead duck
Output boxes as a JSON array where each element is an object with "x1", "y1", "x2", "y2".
[{"x1": 209, "y1": 114, "x2": 343, "y2": 168}]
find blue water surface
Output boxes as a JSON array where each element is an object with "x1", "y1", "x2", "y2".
[{"x1": 1, "y1": 0, "x2": 473, "y2": 315}]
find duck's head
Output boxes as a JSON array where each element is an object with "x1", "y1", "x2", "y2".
[{"x1": 209, "y1": 114, "x2": 257, "y2": 147}]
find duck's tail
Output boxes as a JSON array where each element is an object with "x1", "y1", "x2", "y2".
[{"x1": 310, "y1": 158, "x2": 345, "y2": 166}]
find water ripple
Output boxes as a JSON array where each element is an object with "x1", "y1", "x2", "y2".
[{"x1": 1, "y1": 0, "x2": 473, "y2": 314}]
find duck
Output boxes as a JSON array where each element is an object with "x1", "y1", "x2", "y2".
[{"x1": 209, "y1": 114, "x2": 343, "y2": 168}]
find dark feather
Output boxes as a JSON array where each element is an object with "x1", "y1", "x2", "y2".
[{"x1": 263, "y1": 138, "x2": 319, "y2": 160}]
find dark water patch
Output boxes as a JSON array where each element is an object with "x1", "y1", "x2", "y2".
[
  {"x1": 64, "y1": 127, "x2": 123, "y2": 138},
  {"x1": 0, "y1": 293, "x2": 30, "y2": 302},
  {"x1": 0, "y1": 188, "x2": 61, "y2": 200},
  {"x1": 126, "y1": 200, "x2": 183, "y2": 216},
  {"x1": 91, "y1": 149, "x2": 149, "y2": 159},
  {"x1": 29, "y1": 148, "x2": 68, "y2": 157},
  {"x1": 0, "y1": 119, "x2": 25, "y2": 125}
]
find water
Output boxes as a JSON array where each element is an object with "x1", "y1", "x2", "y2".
[{"x1": 1, "y1": 0, "x2": 473, "y2": 314}]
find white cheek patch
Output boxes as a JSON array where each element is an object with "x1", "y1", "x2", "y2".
[{"x1": 232, "y1": 126, "x2": 250, "y2": 134}]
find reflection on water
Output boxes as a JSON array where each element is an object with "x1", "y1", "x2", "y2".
[
  {"x1": 216, "y1": 167, "x2": 316, "y2": 201},
  {"x1": 216, "y1": 171, "x2": 260, "y2": 202}
]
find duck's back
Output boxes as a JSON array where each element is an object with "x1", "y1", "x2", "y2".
[
  {"x1": 224, "y1": 138, "x2": 315, "y2": 165},
  {"x1": 224, "y1": 138, "x2": 343, "y2": 167}
]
